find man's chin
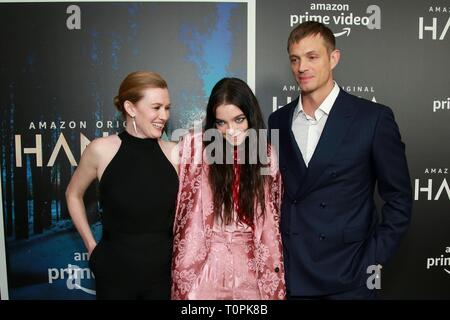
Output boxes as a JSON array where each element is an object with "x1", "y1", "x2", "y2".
[{"x1": 298, "y1": 84, "x2": 313, "y2": 94}]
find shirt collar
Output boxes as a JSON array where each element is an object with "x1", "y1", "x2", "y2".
[{"x1": 296, "y1": 82, "x2": 340, "y2": 119}]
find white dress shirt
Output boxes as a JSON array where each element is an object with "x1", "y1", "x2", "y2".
[{"x1": 291, "y1": 82, "x2": 340, "y2": 166}]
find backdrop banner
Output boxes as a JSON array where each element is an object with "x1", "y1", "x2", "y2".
[{"x1": 1, "y1": 0, "x2": 449, "y2": 300}]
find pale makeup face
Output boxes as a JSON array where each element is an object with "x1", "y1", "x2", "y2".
[
  {"x1": 288, "y1": 34, "x2": 340, "y2": 98},
  {"x1": 214, "y1": 103, "x2": 249, "y2": 146},
  {"x1": 124, "y1": 87, "x2": 171, "y2": 139}
]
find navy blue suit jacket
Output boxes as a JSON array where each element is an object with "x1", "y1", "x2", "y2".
[{"x1": 268, "y1": 89, "x2": 412, "y2": 296}]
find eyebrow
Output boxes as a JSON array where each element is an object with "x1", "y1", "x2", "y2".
[
  {"x1": 215, "y1": 113, "x2": 245, "y2": 121},
  {"x1": 290, "y1": 50, "x2": 320, "y2": 58},
  {"x1": 151, "y1": 102, "x2": 171, "y2": 107}
]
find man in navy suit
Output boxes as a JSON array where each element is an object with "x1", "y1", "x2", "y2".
[{"x1": 268, "y1": 21, "x2": 412, "y2": 299}]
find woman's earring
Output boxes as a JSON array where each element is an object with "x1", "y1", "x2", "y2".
[{"x1": 132, "y1": 116, "x2": 138, "y2": 135}]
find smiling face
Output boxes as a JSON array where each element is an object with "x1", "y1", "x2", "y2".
[
  {"x1": 214, "y1": 103, "x2": 249, "y2": 146},
  {"x1": 124, "y1": 87, "x2": 171, "y2": 139},
  {"x1": 288, "y1": 34, "x2": 340, "y2": 99}
]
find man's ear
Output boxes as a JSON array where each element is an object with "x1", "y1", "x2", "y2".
[
  {"x1": 123, "y1": 101, "x2": 136, "y2": 117},
  {"x1": 330, "y1": 49, "x2": 340, "y2": 70}
]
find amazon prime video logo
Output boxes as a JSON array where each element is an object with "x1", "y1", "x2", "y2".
[
  {"x1": 426, "y1": 247, "x2": 450, "y2": 275},
  {"x1": 289, "y1": 4, "x2": 381, "y2": 38},
  {"x1": 48, "y1": 252, "x2": 96, "y2": 296}
]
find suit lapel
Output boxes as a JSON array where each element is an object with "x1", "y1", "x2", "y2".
[
  {"x1": 279, "y1": 98, "x2": 308, "y2": 197},
  {"x1": 297, "y1": 90, "x2": 357, "y2": 197}
]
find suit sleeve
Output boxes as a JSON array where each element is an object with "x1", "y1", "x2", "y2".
[
  {"x1": 371, "y1": 106, "x2": 413, "y2": 265},
  {"x1": 267, "y1": 113, "x2": 276, "y2": 143}
]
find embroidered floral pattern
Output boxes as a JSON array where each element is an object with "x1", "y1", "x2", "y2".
[{"x1": 258, "y1": 269, "x2": 281, "y2": 298}]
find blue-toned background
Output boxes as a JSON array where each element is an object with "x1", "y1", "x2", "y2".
[{"x1": 0, "y1": 2, "x2": 247, "y2": 299}]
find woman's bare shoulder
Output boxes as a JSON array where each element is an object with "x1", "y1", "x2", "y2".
[
  {"x1": 159, "y1": 139, "x2": 177, "y2": 149},
  {"x1": 159, "y1": 140, "x2": 180, "y2": 173},
  {"x1": 84, "y1": 134, "x2": 122, "y2": 158}
]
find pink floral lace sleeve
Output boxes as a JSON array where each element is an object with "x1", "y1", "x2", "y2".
[
  {"x1": 171, "y1": 131, "x2": 209, "y2": 300},
  {"x1": 253, "y1": 146, "x2": 286, "y2": 299}
]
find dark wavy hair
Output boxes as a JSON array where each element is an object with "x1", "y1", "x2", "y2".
[{"x1": 204, "y1": 78, "x2": 267, "y2": 226}]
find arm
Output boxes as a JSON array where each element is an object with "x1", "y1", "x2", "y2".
[
  {"x1": 171, "y1": 132, "x2": 207, "y2": 300},
  {"x1": 256, "y1": 147, "x2": 286, "y2": 300},
  {"x1": 160, "y1": 140, "x2": 180, "y2": 175},
  {"x1": 65, "y1": 141, "x2": 101, "y2": 256},
  {"x1": 372, "y1": 106, "x2": 413, "y2": 265}
]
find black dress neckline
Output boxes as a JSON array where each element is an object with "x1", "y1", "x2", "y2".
[{"x1": 119, "y1": 130, "x2": 158, "y2": 145}]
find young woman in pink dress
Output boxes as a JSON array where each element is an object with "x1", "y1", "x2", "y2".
[{"x1": 171, "y1": 78, "x2": 286, "y2": 300}]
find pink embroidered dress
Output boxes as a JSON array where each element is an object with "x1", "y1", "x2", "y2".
[{"x1": 171, "y1": 131, "x2": 286, "y2": 300}]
